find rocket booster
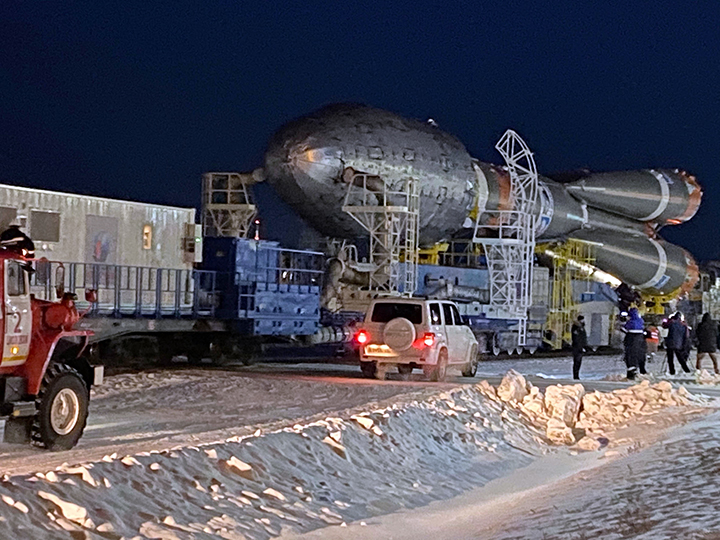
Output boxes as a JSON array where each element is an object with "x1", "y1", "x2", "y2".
[{"x1": 262, "y1": 104, "x2": 701, "y2": 295}]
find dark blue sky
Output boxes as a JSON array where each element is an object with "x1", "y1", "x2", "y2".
[{"x1": 1, "y1": 1, "x2": 718, "y2": 259}]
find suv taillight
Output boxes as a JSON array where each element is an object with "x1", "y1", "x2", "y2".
[
  {"x1": 356, "y1": 329, "x2": 370, "y2": 344},
  {"x1": 423, "y1": 332, "x2": 435, "y2": 347}
]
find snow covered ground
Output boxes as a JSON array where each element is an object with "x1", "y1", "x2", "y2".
[
  {"x1": 0, "y1": 368, "x2": 440, "y2": 475},
  {"x1": 0, "y1": 366, "x2": 709, "y2": 540}
]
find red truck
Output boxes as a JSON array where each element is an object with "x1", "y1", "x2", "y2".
[{"x1": 0, "y1": 252, "x2": 102, "y2": 450}]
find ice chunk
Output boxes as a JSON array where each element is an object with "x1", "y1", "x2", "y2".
[
  {"x1": 38, "y1": 491, "x2": 88, "y2": 523},
  {"x1": 226, "y1": 457, "x2": 254, "y2": 480},
  {"x1": 263, "y1": 488, "x2": 286, "y2": 501}
]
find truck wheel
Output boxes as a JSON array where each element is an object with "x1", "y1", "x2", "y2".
[
  {"x1": 427, "y1": 349, "x2": 448, "y2": 382},
  {"x1": 31, "y1": 363, "x2": 89, "y2": 451},
  {"x1": 461, "y1": 345, "x2": 479, "y2": 377},
  {"x1": 360, "y1": 361, "x2": 376, "y2": 379}
]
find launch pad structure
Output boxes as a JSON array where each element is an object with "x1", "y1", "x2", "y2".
[
  {"x1": 202, "y1": 172, "x2": 257, "y2": 238},
  {"x1": 340, "y1": 130, "x2": 540, "y2": 347},
  {"x1": 342, "y1": 172, "x2": 420, "y2": 296},
  {"x1": 473, "y1": 130, "x2": 540, "y2": 347}
]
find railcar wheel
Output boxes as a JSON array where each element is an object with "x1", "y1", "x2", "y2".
[{"x1": 31, "y1": 363, "x2": 89, "y2": 451}]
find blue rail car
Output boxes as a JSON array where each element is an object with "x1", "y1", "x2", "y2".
[{"x1": 29, "y1": 240, "x2": 324, "y2": 350}]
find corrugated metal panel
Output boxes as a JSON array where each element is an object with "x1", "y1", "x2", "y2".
[{"x1": 0, "y1": 184, "x2": 196, "y2": 269}]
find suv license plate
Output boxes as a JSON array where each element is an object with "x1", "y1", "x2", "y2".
[{"x1": 365, "y1": 344, "x2": 397, "y2": 357}]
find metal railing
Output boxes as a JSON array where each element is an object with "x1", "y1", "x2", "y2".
[
  {"x1": 31, "y1": 261, "x2": 219, "y2": 318},
  {"x1": 30, "y1": 248, "x2": 324, "y2": 321}
]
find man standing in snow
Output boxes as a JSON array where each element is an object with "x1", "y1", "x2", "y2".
[
  {"x1": 571, "y1": 315, "x2": 588, "y2": 380},
  {"x1": 664, "y1": 312, "x2": 692, "y2": 375},
  {"x1": 695, "y1": 312, "x2": 719, "y2": 374}
]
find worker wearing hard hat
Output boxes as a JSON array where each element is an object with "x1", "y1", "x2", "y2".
[{"x1": 0, "y1": 220, "x2": 35, "y2": 273}]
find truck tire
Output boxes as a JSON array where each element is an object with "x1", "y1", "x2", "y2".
[
  {"x1": 461, "y1": 345, "x2": 479, "y2": 377},
  {"x1": 31, "y1": 363, "x2": 89, "y2": 451}
]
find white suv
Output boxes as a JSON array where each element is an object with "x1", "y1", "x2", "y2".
[{"x1": 356, "y1": 298, "x2": 479, "y2": 381}]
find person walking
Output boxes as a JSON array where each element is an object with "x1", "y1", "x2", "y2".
[
  {"x1": 664, "y1": 313, "x2": 692, "y2": 375},
  {"x1": 571, "y1": 315, "x2": 588, "y2": 380},
  {"x1": 623, "y1": 308, "x2": 647, "y2": 380},
  {"x1": 696, "y1": 312, "x2": 720, "y2": 374}
]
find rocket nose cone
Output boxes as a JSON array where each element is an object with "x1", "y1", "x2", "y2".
[
  {"x1": 264, "y1": 134, "x2": 344, "y2": 186},
  {"x1": 287, "y1": 146, "x2": 344, "y2": 183},
  {"x1": 264, "y1": 137, "x2": 355, "y2": 236}
]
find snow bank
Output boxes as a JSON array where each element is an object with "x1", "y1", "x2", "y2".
[
  {"x1": 0, "y1": 373, "x2": 705, "y2": 539},
  {"x1": 492, "y1": 370, "x2": 704, "y2": 448}
]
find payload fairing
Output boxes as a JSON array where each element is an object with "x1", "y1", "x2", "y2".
[{"x1": 262, "y1": 104, "x2": 701, "y2": 296}]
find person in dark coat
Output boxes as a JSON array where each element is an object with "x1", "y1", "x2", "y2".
[
  {"x1": 696, "y1": 312, "x2": 719, "y2": 374},
  {"x1": 623, "y1": 307, "x2": 647, "y2": 380},
  {"x1": 571, "y1": 315, "x2": 588, "y2": 380},
  {"x1": 664, "y1": 312, "x2": 691, "y2": 375},
  {"x1": 0, "y1": 222, "x2": 35, "y2": 274},
  {"x1": 0, "y1": 223, "x2": 35, "y2": 258}
]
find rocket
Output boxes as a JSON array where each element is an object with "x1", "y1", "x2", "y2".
[{"x1": 261, "y1": 103, "x2": 701, "y2": 296}]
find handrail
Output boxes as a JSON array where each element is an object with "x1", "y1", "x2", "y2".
[{"x1": 29, "y1": 257, "x2": 322, "y2": 321}]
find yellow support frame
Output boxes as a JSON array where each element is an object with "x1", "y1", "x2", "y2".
[
  {"x1": 417, "y1": 243, "x2": 449, "y2": 266},
  {"x1": 540, "y1": 239, "x2": 596, "y2": 349},
  {"x1": 640, "y1": 290, "x2": 681, "y2": 316}
]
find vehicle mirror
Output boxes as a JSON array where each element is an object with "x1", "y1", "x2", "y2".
[{"x1": 85, "y1": 289, "x2": 98, "y2": 303}]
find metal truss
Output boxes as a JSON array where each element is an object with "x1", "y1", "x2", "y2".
[
  {"x1": 342, "y1": 173, "x2": 419, "y2": 296},
  {"x1": 202, "y1": 172, "x2": 257, "y2": 238},
  {"x1": 474, "y1": 130, "x2": 539, "y2": 345}
]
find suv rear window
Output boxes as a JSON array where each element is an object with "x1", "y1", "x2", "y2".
[{"x1": 370, "y1": 303, "x2": 423, "y2": 324}]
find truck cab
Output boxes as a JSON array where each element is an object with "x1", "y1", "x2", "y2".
[{"x1": 0, "y1": 252, "x2": 101, "y2": 450}]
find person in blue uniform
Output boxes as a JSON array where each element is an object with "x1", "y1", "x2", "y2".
[{"x1": 624, "y1": 308, "x2": 647, "y2": 380}]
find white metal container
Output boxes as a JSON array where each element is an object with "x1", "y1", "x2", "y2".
[{"x1": 0, "y1": 183, "x2": 196, "y2": 269}]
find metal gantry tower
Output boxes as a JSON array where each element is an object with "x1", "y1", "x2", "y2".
[
  {"x1": 473, "y1": 130, "x2": 540, "y2": 346},
  {"x1": 202, "y1": 172, "x2": 257, "y2": 238},
  {"x1": 342, "y1": 173, "x2": 420, "y2": 296}
]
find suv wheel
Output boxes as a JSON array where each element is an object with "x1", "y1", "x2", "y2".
[
  {"x1": 375, "y1": 363, "x2": 388, "y2": 381},
  {"x1": 427, "y1": 349, "x2": 448, "y2": 382},
  {"x1": 360, "y1": 361, "x2": 377, "y2": 379},
  {"x1": 397, "y1": 364, "x2": 413, "y2": 381},
  {"x1": 461, "y1": 345, "x2": 479, "y2": 377}
]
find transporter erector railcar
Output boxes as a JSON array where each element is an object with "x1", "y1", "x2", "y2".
[{"x1": 0, "y1": 178, "x2": 648, "y2": 366}]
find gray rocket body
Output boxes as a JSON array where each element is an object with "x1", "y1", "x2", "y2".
[{"x1": 264, "y1": 104, "x2": 701, "y2": 295}]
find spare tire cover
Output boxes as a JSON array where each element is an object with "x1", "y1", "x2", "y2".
[{"x1": 383, "y1": 317, "x2": 416, "y2": 351}]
